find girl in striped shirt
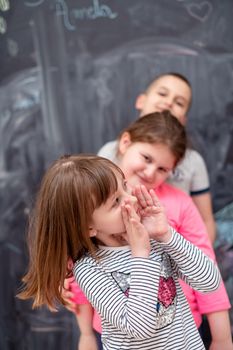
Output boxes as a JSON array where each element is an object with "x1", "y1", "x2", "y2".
[{"x1": 18, "y1": 153, "x2": 221, "y2": 350}]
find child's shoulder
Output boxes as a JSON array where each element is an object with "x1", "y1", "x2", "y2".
[
  {"x1": 97, "y1": 139, "x2": 118, "y2": 161},
  {"x1": 185, "y1": 148, "x2": 206, "y2": 166}
]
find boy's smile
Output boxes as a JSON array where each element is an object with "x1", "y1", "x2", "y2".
[{"x1": 135, "y1": 74, "x2": 191, "y2": 125}]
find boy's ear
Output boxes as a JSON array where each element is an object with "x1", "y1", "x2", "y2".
[
  {"x1": 89, "y1": 227, "x2": 97, "y2": 237},
  {"x1": 118, "y1": 132, "x2": 131, "y2": 155},
  {"x1": 135, "y1": 93, "x2": 146, "y2": 111}
]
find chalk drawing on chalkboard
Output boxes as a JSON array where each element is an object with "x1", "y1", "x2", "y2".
[
  {"x1": 7, "y1": 39, "x2": 19, "y2": 57},
  {"x1": 0, "y1": 15, "x2": 6, "y2": 33},
  {"x1": 0, "y1": 0, "x2": 10, "y2": 11},
  {"x1": 24, "y1": 0, "x2": 44, "y2": 6},
  {"x1": 186, "y1": 2, "x2": 213, "y2": 22}
]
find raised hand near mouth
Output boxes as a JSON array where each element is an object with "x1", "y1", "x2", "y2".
[
  {"x1": 133, "y1": 185, "x2": 172, "y2": 243},
  {"x1": 121, "y1": 199, "x2": 151, "y2": 258}
]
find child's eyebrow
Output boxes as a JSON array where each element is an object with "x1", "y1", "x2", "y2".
[{"x1": 176, "y1": 96, "x2": 187, "y2": 101}]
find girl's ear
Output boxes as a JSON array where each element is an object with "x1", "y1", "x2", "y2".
[
  {"x1": 89, "y1": 227, "x2": 97, "y2": 237},
  {"x1": 135, "y1": 93, "x2": 146, "y2": 111},
  {"x1": 118, "y1": 132, "x2": 131, "y2": 155}
]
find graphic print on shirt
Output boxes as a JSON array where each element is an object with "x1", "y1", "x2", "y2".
[
  {"x1": 155, "y1": 253, "x2": 177, "y2": 329},
  {"x1": 111, "y1": 271, "x2": 130, "y2": 297},
  {"x1": 111, "y1": 253, "x2": 177, "y2": 329}
]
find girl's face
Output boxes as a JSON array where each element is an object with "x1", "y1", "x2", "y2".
[
  {"x1": 90, "y1": 173, "x2": 137, "y2": 247},
  {"x1": 118, "y1": 137, "x2": 176, "y2": 191},
  {"x1": 135, "y1": 75, "x2": 191, "y2": 125}
]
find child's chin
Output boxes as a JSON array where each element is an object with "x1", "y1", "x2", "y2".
[{"x1": 112, "y1": 233, "x2": 128, "y2": 245}]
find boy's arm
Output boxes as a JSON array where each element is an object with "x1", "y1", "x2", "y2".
[
  {"x1": 192, "y1": 192, "x2": 216, "y2": 244},
  {"x1": 207, "y1": 310, "x2": 233, "y2": 350}
]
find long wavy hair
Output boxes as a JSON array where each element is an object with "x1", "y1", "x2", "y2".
[{"x1": 18, "y1": 154, "x2": 124, "y2": 310}]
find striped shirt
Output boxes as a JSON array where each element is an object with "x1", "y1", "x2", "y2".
[{"x1": 73, "y1": 229, "x2": 221, "y2": 350}]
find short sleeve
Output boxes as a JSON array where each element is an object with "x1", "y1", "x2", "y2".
[
  {"x1": 97, "y1": 140, "x2": 118, "y2": 162},
  {"x1": 168, "y1": 149, "x2": 210, "y2": 195},
  {"x1": 189, "y1": 150, "x2": 210, "y2": 195}
]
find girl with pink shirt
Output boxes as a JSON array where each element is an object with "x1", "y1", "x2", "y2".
[{"x1": 66, "y1": 111, "x2": 232, "y2": 350}]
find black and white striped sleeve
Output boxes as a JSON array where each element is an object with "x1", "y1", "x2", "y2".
[{"x1": 159, "y1": 228, "x2": 221, "y2": 293}]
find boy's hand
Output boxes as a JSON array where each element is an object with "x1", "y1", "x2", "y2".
[{"x1": 133, "y1": 185, "x2": 172, "y2": 243}]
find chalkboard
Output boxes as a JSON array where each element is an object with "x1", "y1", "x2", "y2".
[{"x1": 0, "y1": 1, "x2": 233, "y2": 349}]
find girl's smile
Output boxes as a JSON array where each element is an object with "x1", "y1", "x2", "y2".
[{"x1": 118, "y1": 141, "x2": 176, "y2": 190}]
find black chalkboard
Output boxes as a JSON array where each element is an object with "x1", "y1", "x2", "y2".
[{"x1": 0, "y1": 1, "x2": 233, "y2": 349}]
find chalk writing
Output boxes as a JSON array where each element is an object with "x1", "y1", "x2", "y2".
[
  {"x1": 56, "y1": 0, "x2": 118, "y2": 30},
  {"x1": 72, "y1": 0, "x2": 118, "y2": 20},
  {"x1": 24, "y1": 0, "x2": 118, "y2": 31},
  {"x1": 55, "y1": 0, "x2": 75, "y2": 31}
]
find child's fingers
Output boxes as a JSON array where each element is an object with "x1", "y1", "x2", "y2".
[
  {"x1": 121, "y1": 204, "x2": 130, "y2": 226},
  {"x1": 122, "y1": 200, "x2": 140, "y2": 221},
  {"x1": 121, "y1": 203, "x2": 139, "y2": 230},
  {"x1": 127, "y1": 217, "x2": 147, "y2": 240},
  {"x1": 149, "y1": 189, "x2": 162, "y2": 208},
  {"x1": 134, "y1": 185, "x2": 154, "y2": 207},
  {"x1": 133, "y1": 185, "x2": 148, "y2": 208},
  {"x1": 128, "y1": 203, "x2": 140, "y2": 220},
  {"x1": 122, "y1": 205, "x2": 143, "y2": 234},
  {"x1": 142, "y1": 206, "x2": 160, "y2": 215}
]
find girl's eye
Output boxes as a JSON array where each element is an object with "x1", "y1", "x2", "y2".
[
  {"x1": 143, "y1": 154, "x2": 151, "y2": 163},
  {"x1": 158, "y1": 167, "x2": 168, "y2": 173},
  {"x1": 112, "y1": 197, "x2": 121, "y2": 208},
  {"x1": 123, "y1": 180, "x2": 129, "y2": 192}
]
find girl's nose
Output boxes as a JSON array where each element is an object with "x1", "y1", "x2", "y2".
[{"x1": 144, "y1": 166, "x2": 156, "y2": 182}]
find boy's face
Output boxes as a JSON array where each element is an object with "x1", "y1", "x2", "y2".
[{"x1": 135, "y1": 75, "x2": 192, "y2": 125}]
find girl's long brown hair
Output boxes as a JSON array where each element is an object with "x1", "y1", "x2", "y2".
[{"x1": 18, "y1": 154, "x2": 123, "y2": 310}]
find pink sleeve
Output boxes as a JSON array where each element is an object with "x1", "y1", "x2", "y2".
[
  {"x1": 178, "y1": 195, "x2": 231, "y2": 314},
  {"x1": 66, "y1": 276, "x2": 90, "y2": 305}
]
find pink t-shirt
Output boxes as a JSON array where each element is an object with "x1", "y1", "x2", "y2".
[{"x1": 69, "y1": 183, "x2": 231, "y2": 333}]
